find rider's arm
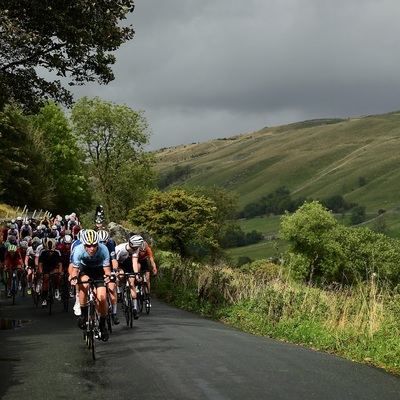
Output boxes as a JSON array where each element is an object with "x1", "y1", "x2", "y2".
[{"x1": 146, "y1": 246, "x2": 158, "y2": 274}]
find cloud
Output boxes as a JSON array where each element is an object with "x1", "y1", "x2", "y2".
[{"x1": 70, "y1": 0, "x2": 400, "y2": 150}]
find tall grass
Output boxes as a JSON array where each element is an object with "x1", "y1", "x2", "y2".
[{"x1": 153, "y1": 254, "x2": 400, "y2": 375}]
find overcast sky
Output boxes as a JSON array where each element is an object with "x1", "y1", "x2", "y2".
[{"x1": 71, "y1": 0, "x2": 400, "y2": 150}]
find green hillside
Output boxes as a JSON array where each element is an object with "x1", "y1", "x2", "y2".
[{"x1": 154, "y1": 111, "x2": 400, "y2": 212}]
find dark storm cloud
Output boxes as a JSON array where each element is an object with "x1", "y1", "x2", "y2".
[{"x1": 70, "y1": 0, "x2": 400, "y2": 149}]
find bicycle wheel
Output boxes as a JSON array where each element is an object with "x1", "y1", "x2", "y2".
[
  {"x1": 145, "y1": 293, "x2": 151, "y2": 315},
  {"x1": 88, "y1": 318, "x2": 96, "y2": 360},
  {"x1": 124, "y1": 287, "x2": 132, "y2": 328},
  {"x1": 11, "y1": 272, "x2": 17, "y2": 305},
  {"x1": 137, "y1": 284, "x2": 144, "y2": 313},
  {"x1": 48, "y1": 278, "x2": 53, "y2": 316},
  {"x1": 106, "y1": 291, "x2": 113, "y2": 333},
  {"x1": 21, "y1": 270, "x2": 27, "y2": 297}
]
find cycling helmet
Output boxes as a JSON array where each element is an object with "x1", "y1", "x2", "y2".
[
  {"x1": 63, "y1": 234, "x2": 72, "y2": 244},
  {"x1": 45, "y1": 238, "x2": 56, "y2": 251},
  {"x1": 32, "y1": 236, "x2": 41, "y2": 244},
  {"x1": 8, "y1": 244, "x2": 17, "y2": 252},
  {"x1": 129, "y1": 235, "x2": 144, "y2": 249},
  {"x1": 97, "y1": 230, "x2": 109, "y2": 243},
  {"x1": 81, "y1": 229, "x2": 99, "y2": 246},
  {"x1": 9, "y1": 223, "x2": 16, "y2": 229},
  {"x1": 20, "y1": 241, "x2": 28, "y2": 249},
  {"x1": 51, "y1": 225, "x2": 57, "y2": 230}
]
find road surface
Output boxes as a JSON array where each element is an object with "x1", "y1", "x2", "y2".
[{"x1": 1, "y1": 292, "x2": 400, "y2": 400}]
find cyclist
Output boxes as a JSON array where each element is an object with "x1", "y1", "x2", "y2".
[
  {"x1": 48, "y1": 225, "x2": 60, "y2": 242},
  {"x1": 4, "y1": 244, "x2": 23, "y2": 297},
  {"x1": 136, "y1": 236, "x2": 158, "y2": 301},
  {"x1": 69, "y1": 229, "x2": 112, "y2": 342},
  {"x1": 98, "y1": 230, "x2": 120, "y2": 325},
  {"x1": 56, "y1": 234, "x2": 72, "y2": 300},
  {"x1": 25, "y1": 237, "x2": 41, "y2": 295},
  {"x1": 115, "y1": 235, "x2": 142, "y2": 320},
  {"x1": 38, "y1": 238, "x2": 62, "y2": 307},
  {"x1": 19, "y1": 219, "x2": 33, "y2": 241}
]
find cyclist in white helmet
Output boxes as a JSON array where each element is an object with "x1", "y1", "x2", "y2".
[{"x1": 114, "y1": 235, "x2": 142, "y2": 320}]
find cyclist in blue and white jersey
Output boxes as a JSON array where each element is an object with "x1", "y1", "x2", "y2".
[{"x1": 69, "y1": 229, "x2": 112, "y2": 342}]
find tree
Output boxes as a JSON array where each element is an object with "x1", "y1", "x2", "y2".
[
  {"x1": 0, "y1": 104, "x2": 54, "y2": 209},
  {"x1": 128, "y1": 189, "x2": 219, "y2": 258},
  {"x1": 0, "y1": 1, "x2": 135, "y2": 111},
  {"x1": 71, "y1": 96, "x2": 155, "y2": 222},
  {"x1": 31, "y1": 102, "x2": 91, "y2": 215},
  {"x1": 350, "y1": 205, "x2": 366, "y2": 225},
  {"x1": 187, "y1": 186, "x2": 238, "y2": 261},
  {"x1": 280, "y1": 201, "x2": 341, "y2": 283}
]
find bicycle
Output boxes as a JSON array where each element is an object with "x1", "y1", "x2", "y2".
[
  {"x1": 20, "y1": 268, "x2": 27, "y2": 297},
  {"x1": 8, "y1": 267, "x2": 19, "y2": 305},
  {"x1": 76, "y1": 278, "x2": 104, "y2": 361},
  {"x1": 120, "y1": 272, "x2": 137, "y2": 328},
  {"x1": 32, "y1": 268, "x2": 41, "y2": 307},
  {"x1": 136, "y1": 273, "x2": 151, "y2": 314}
]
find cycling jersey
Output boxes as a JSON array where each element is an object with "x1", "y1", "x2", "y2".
[
  {"x1": 39, "y1": 249, "x2": 62, "y2": 272},
  {"x1": 105, "y1": 238, "x2": 117, "y2": 261},
  {"x1": 138, "y1": 242, "x2": 153, "y2": 261},
  {"x1": 5, "y1": 249, "x2": 23, "y2": 268},
  {"x1": 72, "y1": 243, "x2": 110, "y2": 269},
  {"x1": 115, "y1": 243, "x2": 139, "y2": 264}
]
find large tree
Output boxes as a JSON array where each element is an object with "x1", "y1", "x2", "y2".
[
  {"x1": 0, "y1": 0, "x2": 135, "y2": 111},
  {"x1": 129, "y1": 189, "x2": 219, "y2": 258},
  {"x1": 0, "y1": 104, "x2": 54, "y2": 209},
  {"x1": 31, "y1": 102, "x2": 91, "y2": 215},
  {"x1": 71, "y1": 96, "x2": 155, "y2": 222}
]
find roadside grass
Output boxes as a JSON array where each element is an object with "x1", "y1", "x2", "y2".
[{"x1": 153, "y1": 254, "x2": 400, "y2": 375}]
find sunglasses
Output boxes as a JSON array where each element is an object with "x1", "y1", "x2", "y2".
[{"x1": 85, "y1": 244, "x2": 98, "y2": 248}]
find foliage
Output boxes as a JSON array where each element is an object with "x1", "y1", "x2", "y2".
[
  {"x1": 281, "y1": 201, "x2": 400, "y2": 286},
  {"x1": 281, "y1": 201, "x2": 341, "y2": 283},
  {"x1": 31, "y1": 102, "x2": 91, "y2": 215},
  {"x1": 221, "y1": 225, "x2": 263, "y2": 248},
  {"x1": 0, "y1": 104, "x2": 54, "y2": 208},
  {"x1": 71, "y1": 96, "x2": 155, "y2": 222},
  {"x1": 238, "y1": 186, "x2": 306, "y2": 218},
  {"x1": 186, "y1": 186, "x2": 239, "y2": 260},
  {"x1": 0, "y1": 0, "x2": 135, "y2": 111},
  {"x1": 350, "y1": 205, "x2": 366, "y2": 225},
  {"x1": 128, "y1": 189, "x2": 219, "y2": 258}
]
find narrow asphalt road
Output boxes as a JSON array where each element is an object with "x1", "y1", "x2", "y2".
[{"x1": 1, "y1": 291, "x2": 400, "y2": 400}]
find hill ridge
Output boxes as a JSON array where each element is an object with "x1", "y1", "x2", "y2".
[{"x1": 154, "y1": 111, "x2": 400, "y2": 212}]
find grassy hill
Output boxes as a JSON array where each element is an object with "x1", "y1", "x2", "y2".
[{"x1": 153, "y1": 111, "x2": 400, "y2": 213}]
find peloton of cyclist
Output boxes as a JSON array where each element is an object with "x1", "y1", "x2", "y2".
[
  {"x1": 69, "y1": 229, "x2": 112, "y2": 342},
  {"x1": 115, "y1": 235, "x2": 143, "y2": 320}
]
